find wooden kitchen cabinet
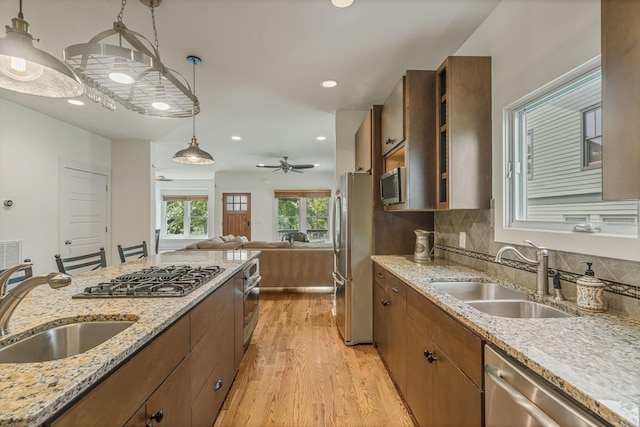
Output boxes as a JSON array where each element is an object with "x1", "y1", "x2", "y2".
[
  {"x1": 381, "y1": 77, "x2": 406, "y2": 156},
  {"x1": 49, "y1": 275, "x2": 244, "y2": 427},
  {"x1": 435, "y1": 56, "x2": 492, "y2": 210},
  {"x1": 355, "y1": 108, "x2": 373, "y2": 172},
  {"x1": 602, "y1": 0, "x2": 640, "y2": 200},
  {"x1": 381, "y1": 70, "x2": 437, "y2": 211},
  {"x1": 372, "y1": 263, "x2": 407, "y2": 393}
]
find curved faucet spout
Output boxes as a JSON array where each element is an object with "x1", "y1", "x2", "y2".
[
  {"x1": 0, "y1": 262, "x2": 33, "y2": 296},
  {"x1": 495, "y1": 246, "x2": 538, "y2": 265},
  {"x1": 0, "y1": 272, "x2": 72, "y2": 336}
]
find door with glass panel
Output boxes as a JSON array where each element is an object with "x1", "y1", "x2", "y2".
[{"x1": 223, "y1": 193, "x2": 251, "y2": 239}]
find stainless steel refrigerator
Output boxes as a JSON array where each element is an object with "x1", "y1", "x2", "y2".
[{"x1": 332, "y1": 172, "x2": 373, "y2": 345}]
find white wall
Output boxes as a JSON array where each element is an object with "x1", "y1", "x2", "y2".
[
  {"x1": 335, "y1": 110, "x2": 368, "y2": 179},
  {"x1": 214, "y1": 171, "x2": 335, "y2": 241},
  {"x1": 451, "y1": 0, "x2": 640, "y2": 262},
  {"x1": 155, "y1": 179, "x2": 216, "y2": 251},
  {"x1": 0, "y1": 99, "x2": 111, "y2": 274},
  {"x1": 111, "y1": 139, "x2": 153, "y2": 261}
]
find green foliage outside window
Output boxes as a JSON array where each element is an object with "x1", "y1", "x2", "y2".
[
  {"x1": 190, "y1": 200, "x2": 208, "y2": 235},
  {"x1": 166, "y1": 201, "x2": 185, "y2": 235},
  {"x1": 165, "y1": 200, "x2": 208, "y2": 237},
  {"x1": 277, "y1": 198, "x2": 300, "y2": 232}
]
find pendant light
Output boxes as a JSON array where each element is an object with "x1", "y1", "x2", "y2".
[
  {"x1": 64, "y1": 0, "x2": 197, "y2": 117},
  {"x1": 172, "y1": 56, "x2": 214, "y2": 165},
  {"x1": 0, "y1": 0, "x2": 84, "y2": 97}
]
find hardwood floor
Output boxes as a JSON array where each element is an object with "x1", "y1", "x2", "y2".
[{"x1": 215, "y1": 290, "x2": 415, "y2": 427}]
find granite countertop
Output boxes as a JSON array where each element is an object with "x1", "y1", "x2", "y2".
[
  {"x1": 372, "y1": 255, "x2": 640, "y2": 427},
  {"x1": 0, "y1": 250, "x2": 260, "y2": 427}
]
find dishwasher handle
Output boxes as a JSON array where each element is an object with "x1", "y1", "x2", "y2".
[{"x1": 485, "y1": 364, "x2": 562, "y2": 427}]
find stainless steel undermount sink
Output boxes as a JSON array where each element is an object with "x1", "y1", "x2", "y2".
[
  {"x1": 431, "y1": 281, "x2": 528, "y2": 301},
  {"x1": 0, "y1": 321, "x2": 135, "y2": 363},
  {"x1": 431, "y1": 281, "x2": 574, "y2": 318},
  {"x1": 465, "y1": 300, "x2": 573, "y2": 319}
]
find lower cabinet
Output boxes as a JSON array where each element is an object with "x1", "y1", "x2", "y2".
[
  {"x1": 373, "y1": 262, "x2": 483, "y2": 427},
  {"x1": 48, "y1": 272, "x2": 245, "y2": 427}
]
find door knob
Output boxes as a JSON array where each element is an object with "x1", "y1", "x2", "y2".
[{"x1": 64, "y1": 240, "x2": 72, "y2": 245}]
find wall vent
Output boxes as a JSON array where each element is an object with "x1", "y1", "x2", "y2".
[{"x1": 0, "y1": 240, "x2": 22, "y2": 270}]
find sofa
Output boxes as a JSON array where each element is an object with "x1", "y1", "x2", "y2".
[{"x1": 182, "y1": 235, "x2": 334, "y2": 289}]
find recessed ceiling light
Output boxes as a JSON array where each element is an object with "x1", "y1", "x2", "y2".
[
  {"x1": 321, "y1": 80, "x2": 338, "y2": 88},
  {"x1": 331, "y1": 0, "x2": 354, "y2": 8},
  {"x1": 316, "y1": 136, "x2": 327, "y2": 141},
  {"x1": 67, "y1": 99, "x2": 84, "y2": 106},
  {"x1": 314, "y1": 164, "x2": 321, "y2": 167},
  {"x1": 231, "y1": 136, "x2": 242, "y2": 141}
]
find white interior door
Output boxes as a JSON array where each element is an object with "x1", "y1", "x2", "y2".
[{"x1": 60, "y1": 166, "x2": 109, "y2": 259}]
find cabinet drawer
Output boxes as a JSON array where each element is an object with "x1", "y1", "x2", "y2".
[
  {"x1": 387, "y1": 273, "x2": 406, "y2": 307},
  {"x1": 145, "y1": 356, "x2": 192, "y2": 426},
  {"x1": 191, "y1": 279, "x2": 234, "y2": 348},
  {"x1": 50, "y1": 315, "x2": 190, "y2": 427},
  {"x1": 192, "y1": 346, "x2": 235, "y2": 427},
  {"x1": 191, "y1": 302, "x2": 234, "y2": 398},
  {"x1": 373, "y1": 262, "x2": 387, "y2": 289},
  {"x1": 407, "y1": 286, "x2": 483, "y2": 387}
]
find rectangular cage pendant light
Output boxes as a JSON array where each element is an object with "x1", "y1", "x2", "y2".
[{"x1": 63, "y1": 1, "x2": 198, "y2": 118}]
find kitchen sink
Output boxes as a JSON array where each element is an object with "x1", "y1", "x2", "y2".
[
  {"x1": 465, "y1": 300, "x2": 573, "y2": 319},
  {"x1": 431, "y1": 281, "x2": 529, "y2": 301},
  {"x1": 0, "y1": 321, "x2": 135, "y2": 363}
]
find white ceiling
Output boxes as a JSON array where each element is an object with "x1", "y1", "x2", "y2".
[{"x1": 0, "y1": 0, "x2": 500, "y2": 180}]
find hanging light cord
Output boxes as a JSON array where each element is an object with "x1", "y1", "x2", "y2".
[
  {"x1": 192, "y1": 59, "x2": 197, "y2": 139},
  {"x1": 117, "y1": 0, "x2": 126, "y2": 23},
  {"x1": 18, "y1": 0, "x2": 23, "y2": 19}
]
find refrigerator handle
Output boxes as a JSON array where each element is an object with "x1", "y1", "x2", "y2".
[{"x1": 332, "y1": 193, "x2": 342, "y2": 257}]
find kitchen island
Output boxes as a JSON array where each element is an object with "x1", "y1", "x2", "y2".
[
  {"x1": 372, "y1": 255, "x2": 640, "y2": 427},
  {"x1": 0, "y1": 250, "x2": 259, "y2": 427}
]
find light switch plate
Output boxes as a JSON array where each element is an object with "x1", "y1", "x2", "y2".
[{"x1": 459, "y1": 232, "x2": 466, "y2": 249}]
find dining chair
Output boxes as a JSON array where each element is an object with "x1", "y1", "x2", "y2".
[
  {"x1": 117, "y1": 241, "x2": 148, "y2": 263},
  {"x1": 55, "y1": 248, "x2": 107, "y2": 274}
]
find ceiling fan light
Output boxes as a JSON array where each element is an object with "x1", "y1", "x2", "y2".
[
  {"x1": 0, "y1": 15, "x2": 84, "y2": 97},
  {"x1": 172, "y1": 137, "x2": 215, "y2": 165}
]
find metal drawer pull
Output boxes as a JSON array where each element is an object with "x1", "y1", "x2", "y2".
[
  {"x1": 214, "y1": 378, "x2": 223, "y2": 391},
  {"x1": 377, "y1": 272, "x2": 383, "y2": 278},
  {"x1": 423, "y1": 350, "x2": 437, "y2": 363},
  {"x1": 391, "y1": 286, "x2": 399, "y2": 293},
  {"x1": 485, "y1": 365, "x2": 561, "y2": 427},
  {"x1": 149, "y1": 410, "x2": 164, "y2": 422},
  {"x1": 381, "y1": 299, "x2": 389, "y2": 306}
]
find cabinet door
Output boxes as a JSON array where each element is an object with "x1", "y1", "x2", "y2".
[
  {"x1": 373, "y1": 280, "x2": 387, "y2": 352},
  {"x1": 381, "y1": 76, "x2": 405, "y2": 156},
  {"x1": 406, "y1": 318, "x2": 482, "y2": 427},
  {"x1": 602, "y1": 0, "x2": 640, "y2": 199},
  {"x1": 355, "y1": 109, "x2": 372, "y2": 172},
  {"x1": 145, "y1": 357, "x2": 192, "y2": 427},
  {"x1": 386, "y1": 275, "x2": 407, "y2": 393}
]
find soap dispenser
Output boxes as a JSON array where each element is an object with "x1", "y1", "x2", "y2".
[{"x1": 576, "y1": 261, "x2": 605, "y2": 312}]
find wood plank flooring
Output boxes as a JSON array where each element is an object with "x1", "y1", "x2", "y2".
[{"x1": 215, "y1": 290, "x2": 415, "y2": 427}]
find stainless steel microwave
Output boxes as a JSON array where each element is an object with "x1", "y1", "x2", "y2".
[{"x1": 380, "y1": 167, "x2": 406, "y2": 205}]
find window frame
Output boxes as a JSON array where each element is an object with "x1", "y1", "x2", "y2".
[
  {"x1": 274, "y1": 192, "x2": 330, "y2": 241},
  {"x1": 581, "y1": 104, "x2": 602, "y2": 169},
  {"x1": 161, "y1": 195, "x2": 209, "y2": 239},
  {"x1": 501, "y1": 56, "x2": 638, "y2": 239}
]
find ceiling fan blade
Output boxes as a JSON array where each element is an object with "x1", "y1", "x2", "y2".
[
  {"x1": 257, "y1": 165, "x2": 281, "y2": 168},
  {"x1": 290, "y1": 169, "x2": 304, "y2": 173},
  {"x1": 291, "y1": 164, "x2": 315, "y2": 169}
]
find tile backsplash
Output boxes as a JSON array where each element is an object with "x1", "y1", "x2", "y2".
[{"x1": 434, "y1": 208, "x2": 640, "y2": 319}]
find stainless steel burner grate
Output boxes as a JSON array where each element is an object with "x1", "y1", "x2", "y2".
[{"x1": 73, "y1": 265, "x2": 224, "y2": 298}]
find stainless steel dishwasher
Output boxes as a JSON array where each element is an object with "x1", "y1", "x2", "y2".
[{"x1": 484, "y1": 345, "x2": 608, "y2": 427}]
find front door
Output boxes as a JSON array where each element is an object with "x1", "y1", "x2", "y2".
[
  {"x1": 222, "y1": 193, "x2": 251, "y2": 239},
  {"x1": 60, "y1": 164, "x2": 109, "y2": 259}
]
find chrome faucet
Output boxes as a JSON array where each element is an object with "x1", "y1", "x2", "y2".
[
  {"x1": 495, "y1": 240, "x2": 549, "y2": 296},
  {"x1": 0, "y1": 264, "x2": 72, "y2": 336}
]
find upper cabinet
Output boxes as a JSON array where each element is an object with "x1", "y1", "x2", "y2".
[
  {"x1": 435, "y1": 56, "x2": 492, "y2": 210},
  {"x1": 602, "y1": 0, "x2": 640, "y2": 200},
  {"x1": 382, "y1": 70, "x2": 437, "y2": 211},
  {"x1": 355, "y1": 109, "x2": 373, "y2": 172},
  {"x1": 381, "y1": 77, "x2": 406, "y2": 156}
]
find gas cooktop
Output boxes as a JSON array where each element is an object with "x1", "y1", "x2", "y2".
[{"x1": 72, "y1": 265, "x2": 224, "y2": 298}]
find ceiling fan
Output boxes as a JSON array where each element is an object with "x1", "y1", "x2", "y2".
[{"x1": 256, "y1": 156, "x2": 315, "y2": 173}]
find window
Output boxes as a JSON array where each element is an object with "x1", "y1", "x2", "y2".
[
  {"x1": 163, "y1": 195, "x2": 208, "y2": 238},
  {"x1": 583, "y1": 106, "x2": 602, "y2": 167},
  {"x1": 274, "y1": 190, "x2": 330, "y2": 241},
  {"x1": 505, "y1": 59, "x2": 637, "y2": 235}
]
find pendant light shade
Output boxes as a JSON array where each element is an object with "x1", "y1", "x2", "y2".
[
  {"x1": 0, "y1": 3, "x2": 84, "y2": 98},
  {"x1": 172, "y1": 56, "x2": 214, "y2": 165}
]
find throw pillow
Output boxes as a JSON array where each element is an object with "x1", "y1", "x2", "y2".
[{"x1": 220, "y1": 234, "x2": 235, "y2": 242}]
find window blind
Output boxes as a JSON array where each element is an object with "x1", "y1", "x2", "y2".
[
  {"x1": 274, "y1": 189, "x2": 331, "y2": 199},
  {"x1": 162, "y1": 195, "x2": 209, "y2": 202}
]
